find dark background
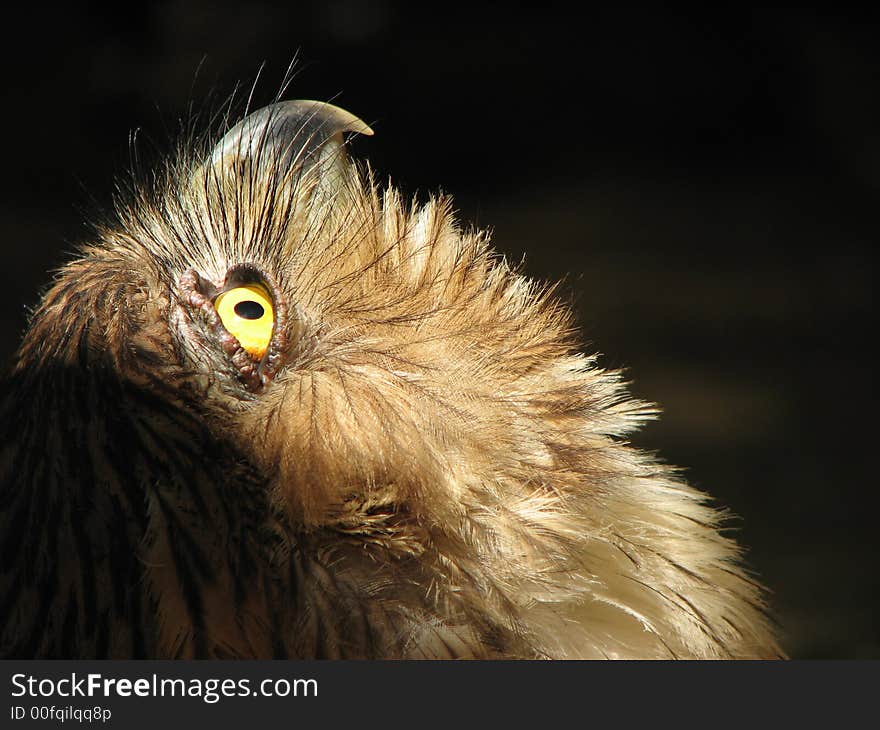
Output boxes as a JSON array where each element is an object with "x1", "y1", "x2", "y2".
[{"x1": 1, "y1": 5, "x2": 875, "y2": 658}]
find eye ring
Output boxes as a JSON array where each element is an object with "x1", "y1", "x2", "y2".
[{"x1": 214, "y1": 284, "x2": 275, "y2": 359}]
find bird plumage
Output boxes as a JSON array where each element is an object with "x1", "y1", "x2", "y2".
[{"x1": 0, "y1": 98, "x2": 782, "y2": 658}]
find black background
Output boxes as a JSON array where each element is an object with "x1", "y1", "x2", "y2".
[{"x1": 1, "y1": 4, "x2": 875, "y2": 658}]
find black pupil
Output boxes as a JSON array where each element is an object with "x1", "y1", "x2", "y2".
[{"x1": 234, "y1": 300, "x2": 265, "y2": 320}]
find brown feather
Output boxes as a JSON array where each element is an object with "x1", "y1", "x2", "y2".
[{"x1": 0, "y1": 98, "x2": 782, "y2": 659}]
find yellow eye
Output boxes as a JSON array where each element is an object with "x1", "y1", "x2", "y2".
[{"x1": 214, "y1": 284, "x2": 274, "y2": 359}]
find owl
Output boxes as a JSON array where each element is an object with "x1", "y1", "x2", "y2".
[{"x1": 0, "y1": 98, "x2": 781, "y2": 659}]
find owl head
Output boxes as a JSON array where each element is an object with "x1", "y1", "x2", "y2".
[{"x1": 58, "y1": 100, "x2": 613, "y2": 534}]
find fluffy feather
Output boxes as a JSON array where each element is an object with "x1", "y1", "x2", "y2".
[{"x1": 0, "y1": 98, "x2": 782, "y2": 659}]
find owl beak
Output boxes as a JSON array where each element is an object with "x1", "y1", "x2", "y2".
[{"x1": 206, "y1": 100, "x2": 373, "y2": 194}]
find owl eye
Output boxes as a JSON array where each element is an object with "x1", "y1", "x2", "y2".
[{"x1": 214, "y1": 284, "x2": 275, "y2": 359}]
